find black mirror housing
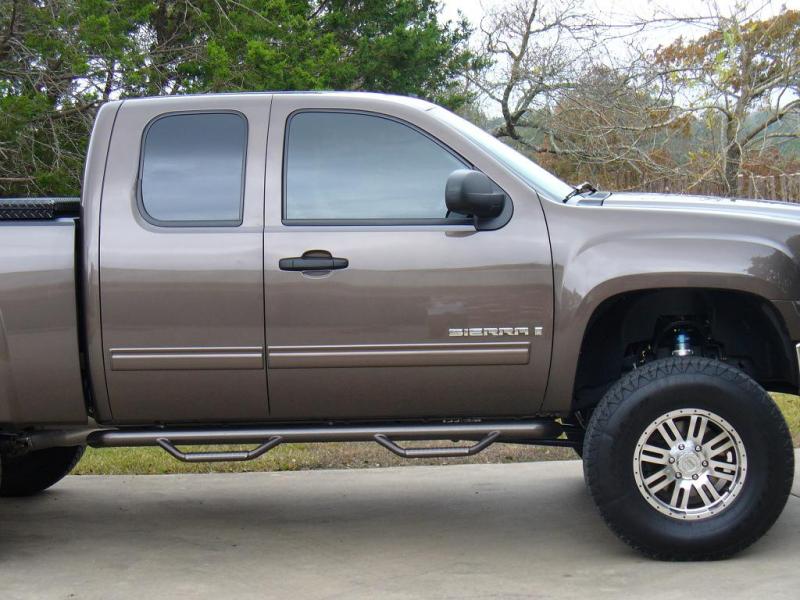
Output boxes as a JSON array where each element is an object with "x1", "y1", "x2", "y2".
[{"x1": 445, "y1": 170, "x2": 510, "y2": 230}]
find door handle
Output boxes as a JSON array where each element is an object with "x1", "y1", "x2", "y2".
[{"x1": 279, "y1": 251, "x2": 348, "y2": 272}]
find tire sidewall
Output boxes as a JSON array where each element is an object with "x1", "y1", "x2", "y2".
[
  {"x1": 586, "y1": 359, "x2": 792, "y2": 557},
  {"x1": 0, "y1": 445, "x2": 84, "y2": 497}
]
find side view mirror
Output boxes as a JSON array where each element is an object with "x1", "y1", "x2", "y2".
[{"x1": 445, "y1": 169, "x2": 509, "y2": 230}]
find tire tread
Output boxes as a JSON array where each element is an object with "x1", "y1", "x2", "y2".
[{"x1": 583, "y1": 357, "x2": 794, "y2": 560}]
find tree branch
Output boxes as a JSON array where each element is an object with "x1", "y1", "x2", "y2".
[{"x1": 741, "y1": 99, "x2": 800, "y2": 147}]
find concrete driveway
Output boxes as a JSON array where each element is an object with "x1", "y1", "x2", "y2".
[{"x1": 1, "y1": 456, "x2": 799, "y2": 600}]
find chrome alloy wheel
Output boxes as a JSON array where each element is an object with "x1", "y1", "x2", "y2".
[{"x1": 633, "y1": 409, "x2": 747, "y2": 520}]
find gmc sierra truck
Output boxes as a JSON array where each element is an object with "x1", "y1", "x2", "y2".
[{"x1": 1, "y1": 92, "x2": 797, "y2": 560}]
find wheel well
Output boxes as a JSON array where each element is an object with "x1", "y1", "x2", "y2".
[{"x1": 572, "y1": 289, "x2": 797, "y2": 412}]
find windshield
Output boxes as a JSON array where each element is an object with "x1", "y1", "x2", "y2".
[{"x1": 429, "y1": 106, "x2": 574, "y2": 201}]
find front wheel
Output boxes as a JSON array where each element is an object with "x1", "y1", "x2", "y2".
[
  {"x1": 583, "y1": 357, "x2": 794, "y2": 560},
  {"x1": 0, "y1": 446, "x2": 84, "y2": 497}
]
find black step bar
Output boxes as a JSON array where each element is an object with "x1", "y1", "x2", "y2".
[
  {"x1": 374, "y1": 431, "x2": 501, "y2": 458},
  {"x1": 156, "y1": 436, "x2": 284, "y2": 463},
  {"x1": 24, "y1": 420, "x2": 564, "y2": 463}
]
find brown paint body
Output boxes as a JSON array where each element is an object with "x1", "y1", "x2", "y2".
[{"x1": 2, "y1": 92, "x2": 800, "y2": 427}]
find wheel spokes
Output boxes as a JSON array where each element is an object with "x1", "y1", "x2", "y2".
[
  {"x1": 678, "y1": 484, "x2": 691, "y2": 510},
  {"x1": 634, "y1": 409, "x2": 746, "y2": 520},
  {"x1": 657, "y1": 418, "x2": 682, "y2": 446},
  {"x1": 641, "y1": 444, "x2": 671, "y2": 465},
  {"x1": 705, "y1": 431, "x2": 735, "y2": 456},
  {"x1": 647, "y1": 470, "x2": 674, "y2": 494},
  {"x1": 694, "y1": 484, "x2": 711, "y2": 507},
  {"x1": 698, "y1": 479, "x2": 720, "y2": 504},
  {"x1": 669, "y1": 480, "x2": 683, "y2": 506},
  {"x1": 688, "y1": 415, "x2": 708, "y2": 444},
  {"x1": 708, "y1": 460, "x2": 737, "y2": 482},
  {"x1": 709, "y1": 439, "x2": 735, "y2": 457}
]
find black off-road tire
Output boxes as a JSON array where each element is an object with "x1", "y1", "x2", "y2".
[
  {"x1": 0, "y1": 446, "x2": 85, "y2": 497},
  {"x1": 583, "y1": 357, "x2": 794, "y2": 560}
]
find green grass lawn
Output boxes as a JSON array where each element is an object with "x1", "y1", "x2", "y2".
[
  {"x1": 73, "y1": 393, "x2": 800, "y2": 476},
  {"x1": 774, "y1": 392, "x2": 800, "y2": 444}
]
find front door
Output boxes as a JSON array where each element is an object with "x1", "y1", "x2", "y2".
[
  {"x1": 263, "y1": 95, "x2": 554, "y2": 421},
  {"x1": 100, "y1": 95, "x2": 270, "y2": 424}
]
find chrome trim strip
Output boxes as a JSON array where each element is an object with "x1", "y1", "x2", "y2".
[
  {"x1": 267, "y1": 341, "x2": 531, "y2": 369},
  {"x1": 109, "y1": 347, "x2": 264, "y2": 371}
]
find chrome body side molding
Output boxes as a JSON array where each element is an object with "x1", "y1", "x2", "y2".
[
  {"x1": 267, "y1": 341, "x2": 531, "y2": 368},
  {"x1": 109, "y1": 347, "x2": 264, "y2": 371}
]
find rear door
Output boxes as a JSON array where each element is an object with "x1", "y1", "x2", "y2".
[
  {"x1": 99, "y1": 95, "x2": 270, "y2": 424},
  {"x1": 263, "y1": 95, "x2": 554, "y2": 420}
]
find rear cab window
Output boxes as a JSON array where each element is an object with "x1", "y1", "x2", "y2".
[{"x1": 138, "y1": 112, "x2": 247, "y2": 226}]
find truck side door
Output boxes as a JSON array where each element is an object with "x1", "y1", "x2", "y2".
[
  {"x1": 99, "y1": 95, "x2": 270, "y2": 423},
  {"x1": 263, "y1": 95, "x2": 554, "y2": 420}
]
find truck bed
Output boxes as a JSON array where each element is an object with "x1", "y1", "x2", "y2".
[{"x1": 0, "y1": 210, "x2": 86, "y2": 425}]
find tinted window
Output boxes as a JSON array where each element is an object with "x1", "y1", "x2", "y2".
[
  {"x1": 140, "y1": 112, "x2": 246, "y2": 224},
  {"x1": 430, "y1": 106, "x2": 574, "y2": 201},
  {"x1": 284, "y1": 112, "x2": 467, "y2": 221}
]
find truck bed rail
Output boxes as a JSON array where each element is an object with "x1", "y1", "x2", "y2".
[{"x1": 0, "y1": 197, "x2": 80, "y2": 220}]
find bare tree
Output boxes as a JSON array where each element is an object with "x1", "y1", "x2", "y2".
[
  {"x1": 543, "y1": 64, "x2": 694, "y2": 189},
  {"x1": 467, "y1": 0, "x2": 695, "y2": 189},
  {"x1": 654, "y1": 7, "x2": 800, "y2": 194},
  {"x1": 468, "y1": 0, "x2": 599, "y2": 155},
  {"x1": 469, "y1": 1, "x2": 800, "y2": 197}
]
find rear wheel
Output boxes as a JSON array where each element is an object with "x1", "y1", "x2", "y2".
[
  {"x1": 583, "y1": 357, "x2": 794, "y2": 560},
  {"x1": 0, "y1": 446, "x2": 84, "y2": 497}
]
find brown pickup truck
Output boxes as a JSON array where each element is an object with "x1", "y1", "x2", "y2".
[{"x1": 1, "y1": 92, "x2": 797, "y2": 560}]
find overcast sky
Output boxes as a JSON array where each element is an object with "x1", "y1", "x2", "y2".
[{"x1": 441, "y1": 0, "x2": 800, "y2": 48}]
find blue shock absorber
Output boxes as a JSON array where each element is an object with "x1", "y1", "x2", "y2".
[{"x1": 673, "y1": 331, "x2": 693, "y2": 357}]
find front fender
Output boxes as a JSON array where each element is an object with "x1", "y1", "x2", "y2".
[{"x1": 539, "y1": 200, "x2": 800, "y2": 413}]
